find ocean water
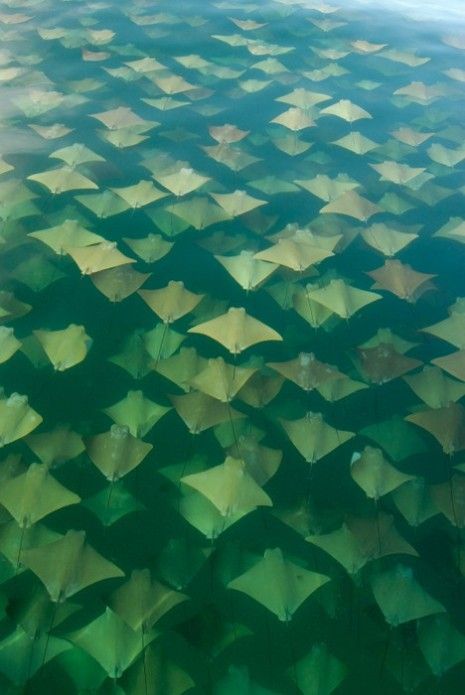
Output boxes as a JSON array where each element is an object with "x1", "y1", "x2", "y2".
[{"x1": 0, "y1": 0, "x2": 465, "y2": 692}]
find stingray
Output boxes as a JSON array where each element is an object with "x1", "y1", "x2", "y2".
[
  {"x1": 281, "y1": 412, "x2": 355, "y2": 464},
  {"x1": 270, "y1": 132, "x2": 312, "y2": 156},
  {"x1": 361, "y1": 224, "x2": 418, "y2": 257},
  {"x1": 29, "y1": 123, "x2": 73, "y2": 140},
  {"x1": 157, "y1": 536, "x2": 211, "y2": 590},
  {"x1": 33, "y1": 324, "x2": 91, "y2": 371},
  {"x1": 434, "y1": 217, "x2": 465, "y2": 244},
  {"x1": 0, "y1": 463, "x2": 80, "y2": 528},
  {"x1": 276, "y1": 87, "x2": 331, "y2": 108},
  {"x1": 99, "y1": 126, "x2": 150, "y2": 149},
  {"x1": 124, "y1": 637, "x2": 195, "y2": 695},
  {"x1": 182, "y1": 456, "x2": 272, "y2": 517},
  {"x1": 90, "y1": 265, "x2": 150, "y2": 303},
  {"x1": 350, "y1": 447, "x2": 415, "y2": 500},
  {"x1": 0, "y1": 292, "x2": 32, "y2": 323},
  {"x1": 320, "y1": 190, "x2": 381, "y2": 222},
  {"x1": 228, "y1": 548, "x2": 330, "y2": 622},
  {"x1": 270, "y1": 107, "x2": 316, "y2": 131},
  {"x1": 91, "y1": 106, "x2": 151, "y2": 130},
  {"x1": 430, "y1": 475, "x2": 465, "y2": 528},
  {"x1": 27, "y1": 166, "x2": 98, "y2": 194},
  {"x1": 429, "y1": 143, "x2": 465, "y2": 168},
  {"x1": 403, "y1": 366, "x2": 465, "y2": 409},
  {"x1": 155, "y1": 167, "x2": 210, "y2": 197},
  {"x1": 431, "y1": 351, "x2": 465, "y2": 382},
  {"x1": 210, "y1": 190, "x2": 267, "y2": 217},
  {"x1": 297, "y1": 174, "x2": 360, "y2": 203},
  {"x1": 28, "y1": 219, "x2": 104, "y2": 255},
  {"x1": 180, "y1": 489, "x2": 245, "y2": 538},
  {"x1": 371, "y1": 564, "x2": 445, "y2": 626},
  {"x1": 268, "y1": 353, "x2": 343, "y2": 393},
  {"x1": 0, "y1": 392, "x2": 42, "y2": 447},
  {"x1": 83, "y1": 480, "x2": 145, "y2": 528},
  {"x1": 154, "y1": 348, "x2": 207, "y2": 393},
  {"x1": 291, "y1": 643, "x2": 346, "y2": 695},
  {"x1": 167, "y1": 196, "x2": 231, "y2": 230},
  {"x1": 227, "y1": 436, "x2": 282, "y2": 486},
  {"x1": 391, "y1": 127, "x2": 433, "y2": 146},
  {"x1": 332, "y1": 131, "x2": 379, "y2": 155},
  {"x1": 203, "y1": 143, "x2": 261, "y2": 172},
  {"x1": 0, "y1": 157, "x2": 13, "y2": 175},
  {"x1": 209, "y1": 123, "x2": 250, "y2": 143},
  {"x1": 190, "y1": 357, "x2": 257, "y2": 402},
  {"x1": 75, "y1": 190, "x2": 131, "y2": 218},
  {"x1": 406, "y1": 403, "x2": 465, "y2": 455},
  {"x1": 214, "y1": 664, "x2": 278, "y2": 695},
  {"x1": 370, "y1": 161, "x2": 427, "y2": 186},
  {"x1": 67, "y1": 607, "x2": 153, "y2": 679},
  {"x1": 10, "y1": 256, "x2": 66, "y2": 293},
  {"x1": 109, "y1": 330, "x2": 152, "y2": 380},
  {"x1": 86, "y1": 425, "x2": 153, "y2": 481},
  {"x1": 320, "y1": 99, "x2": 372, "y2": 122},
  {"x1": 188, "y1": 306, "x2": 282, "y2": 354},
  {"x1": 123, "y1": 234, "x2": 173, "y2": 263},
  {"x1": 110, "y1": 569, "x2": 188, "y2": 632},
  {"x1": 49, "y1": 143, "x2": 105, "y2": 168},
  {"x1": 236, "y1": 370, "x2": 284, "y2": 408},
  {"x1": 170, "y1": 392, "x2": 245, "y2": 434},
  {"x1": 215, "y1": 250, "x2": 278, "y2": 291},
  {"x1": 138, "y1": 281, "x2": 204, "y2": 323},
  {"x1": 110, "y1": 180, "x2": 168, "y2": 209},
  {"x1": 21, "y1": 530, "x2": 124, "y2": 602},
  {"x1": 254, "y1": 238, "x2": 333, "y2": 272},
  {"x1": 103, "y1": 390, "x2": 171, "y2": 438},
  {"x1": 391, "y1": 478, "x2": 438, "y2": 527},
  {"x1": 0, "y1": 326, "x2": 20, "y2": 364},
  {"x1": 421, "y1": 309, "x2": 465, "y2": 349},
  {"x1": 0, "y1": 625, "x2": 70, "y2": 686},
  {"x1": 292, "y1": 285, "x2": 335, "y2": 328},
  {"x1": 306, "y1": 279, "x2": 382, "y2": 320},
  {"x1": 418, "y1": 614, "x2": 465, "y2": 678},
  {"x1": 356, "y1": 344, "x2": 422, "y2": 384},
  {"x1": 25, "y1": 425, "x2": 85, "y2": 467},
  {"x1": 394, "y1": 81, "x2": 444, "y2": 105},
  {"x1": 67, "y1": 241, "x2": 135, "y2": 275},
  {"x1": 143, "y1": 323, "x2": 185, "y2": 363},
  {"x1": 249, "y1": 175, "x2": 299, "y2": 196},
  {"x1": 317, "y1": 374, "x2": 368, "y2": 402}
]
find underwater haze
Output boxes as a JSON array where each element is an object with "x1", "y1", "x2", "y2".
[{"x1": 0, "y1": 0, "x2": 465, "y2": 693}]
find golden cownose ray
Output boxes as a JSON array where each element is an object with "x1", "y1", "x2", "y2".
[
  {"x1": 110, "y1": 180, "x2": 168, "y2": 208},
  {"x1": 167, "y1": 196, "x2": 231, "y2": 230},
  {"x1": 428, "y1": 143, "x2": 465, "y2": 168},
  {"x1": 0, "y1": 393, "x2": 42, "y2": 447},
  {"x1": 90, "y1": 265, "x2": 150, "y2": 302},
  {"x1": 33, "y1": 324, "x2": 91, "y2": 371},
  {"x1": 421, "y1": 305, "x2": 465, "y2": 348},
  {"x1": 179, "y1": 490, "x2": 245, "y2": 539},
  {"x1": 406, "y1": 403, "x2": 465, "y2": 455},
  {"x1": 0, "y1": 463, "x2": 80, "y2": 528},
  {"x1": 331, "y1": 131, "x2": 379, "y2": 154},
  {"x1": 320, "y1": 190, "x2": 381, "y2": 222},
  {"x1": 181, "y1": 456, "x2": 272, "y2": 517},
  {"x1": 66, "y1": 241, "x2": 135, "y2": 274},
  {"x1": 109, "y1": 331, "x2": 152, "y2": 380},
  {"x1": 370, "y1": 564, "x2": 445, "y2": 626},
  {"x1": 214, "y1": 664, "x2": 278, "y2": 694},
  {"x1": 10, "y1": 256, "x2": 66, "y2": 293},
  {"x1": 123, "y1": 234, "x2": 173, "y2": 263},
  {"x1": 276, "y1": 87, "x2": 331, "y2": 107},
  {"x1": 281, "y1": 412, "x2": 355, "y2": 464},
  {"x1": 390, "y1": 127, "x2": 433, "y2": 146},
  {"x1": 270, "y1": 107, "x2": 316, "y2": 131},
  {"x1": 28, "y1": 219, "x2": 105, "y2": 255},
  {"x1": 352, "y1": 39, "x2": 387, "y2": 52},
  {"x1": 103, "y1": 390, "x2": 171, "y2": 438},
  {"x1": 49, "y1": 143, "x2": 105, "y2": 167},
  {"x1": 320, "y1": 99, "x2": 372, "y2": 122},
  {"x1": 403, "y1": 366, "x2": 465, "y2": 409},
  {"x1": 248, "y1": 175, "x2": 299, "y2": 196},
  {"x1": 188, "y1": 307, "x2": 283, "y2": 354},
  {"x1": 367, "y1": 260, "x2": 436, "y2": 302},
  {"x1": 210, "y1": 189, "x2": 267, "y2": 217},
  {"x1": 253, "y1": 238, "x2": 334, "y2": 272},
  {"x1": 155, "y1": 167, "x2": 210, "y2": 197},
  {"x1": 99, "y1": 126, "x2": 151, "y2": 149},
  {"x1": 350, "y1": 446, "x2": 415, "y2": 500},
  {"x1": 431, "y1": 351, "x2": 465, "y2": 382},
  {"x1": 25, "y1": 425, "x2": 84, "y2": 467},
  {"x1": 86, "y1": 425, "x2": 153, "y2": 481},
  {"x1": 202, "y1": 143, "x2": 261, "y2": 173},
  {"x1": 360, "y1": 327, "x2": 418, "y2": 354},
  {"x1": 370, "y1": 161, "x2": 427, "y2": 186},
  {"x1": 90, "y1": 106, "x2": 152, "y2": 130},
  {"x1": 170, "y1": 392, "x2": 245, "y2": 435},
  {"x1": 0, "y1": 326, "x2": 21, "y2": 364},
  {"x1": 434, "y1": 217, "x2": 465, "y2": 244},
  {"x1": 75, "y1": 190, "x2": 131, "y2": 218},
  {"x1": 0, "y1": 626, "x2": 70, "y2": 686},
  {"x1": 138, "y1": 281, "x2": 204, "y2": 323},
  {"x1": 154, "y1": 347, "x2": 207, "y2": 392},
  {"x1": 418, "y1": 614, "x2": 465, "y2": 677},
  {"x1": 109, "y1": 569, "x2": 188, "y2": 632},
  {"x1": 143, "y1": 324, "x2": 185, "y2": 362},
  {"x1": 227, "y1": 548, "x2": 330, "y2": 622},
  {"x1": 393, "y1": 81, "x2": 443, "y2": 104},
  {"x1": 291, "y1": 643, "x2": 346, "y2": 695},
  {"x1": 236, "y1": 370, "x2": 284, "y2": 408},
  {"x1": 152, "y1": 73, "x2": 197, "y2": 95},
  {"x1": 209, "y1": 123, "x2": 250, "y2": 143},
  {"x1": 391, "y1": 478, "x2": 438, "y2": 527},
  {"x1": 292, "y1": 285, "x2": 335, "y2": 329},
  {"x1": 295, "y1": 174, "x2": 359, "y2": 202},
  {"x1": 67, "y1": 607, "x2": 153, "y2": 679},
  {"x1": 214, "y1": 250, "x2": 278, "y2": 291},
  {"x1": 360, "y1": 223, "x2": 418, "y2": 257},
  {"x1": 29, "y1": 123, "x2": 73, "y2": 140},
  {"x1": 227, "y1": 436, "x2": 282, "y2": 485},
  {"x1": 306, "y1": 279, "x2": 382, "y2": 319},
  {"x1": 317, "y1": 374, "x2": 368, "y2": 403},
  {"x1": 27, "y1": 167, "x2": 98, "y2": 194},
  {"x1": 190, "y1": 357, "x2": 257, "y2": 402},
  {"x1": 123, "y1": 637, "x2": 195, "y2": 695},
  {"x1": 21, "y1": 530, "x2": 124, "y2": 602},
  {"x1": 0, "y1": 292, "x2": 32, "y2": 323},
  {"x1": 270, "y1": 131, "x2": 312, "y2": 156},
  {"x1": 355, "y1": 344, "x2": 422, "y2": 384},
  {"x1": 267, "y1": 352, "x2": 343, "y2": 392},
  {"x1": 430, "y1": 475, "x2": 465, "y2": 528}
]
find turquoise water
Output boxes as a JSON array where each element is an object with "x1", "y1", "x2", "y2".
[{"x1": 0, "y1": 0, "x2": 465, "y2": 692}]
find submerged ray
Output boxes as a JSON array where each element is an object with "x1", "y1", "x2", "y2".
[
  {"x1": 210, "y1": 190, "x2": 267, "y2": 217},
  {"x1": 270, "y1": 107, "x2": 316, "y2": 131},
  {"x1": 320, "y1": 99, "x2": 372, "y2": 122},
  {"x1": 190, "y1": 357, "x2": 257, "y2": 402},
  {"x1": 49, "y1": 143, "x2": 105, "y2": 167},
  {"x1": 0, "y1": 393, "x2": 42, "y2": 447},
  {"x1": 67, "y1": 242, "x2": 135, "y2": 275},
  {"x1": 406, "y1": 403, "x2": 465, "y2": 455},
  {"x1": 103, "y1": 390, "x2": 171, "y2": 438},
  {"x1": 306, "y1": 279, "x2": 382, "y2": 319},
  {"x1": 75, "y1": 190, "x2": 131, "y2": 219},
  {"x1": 403, "y1": 366, "x2": 465, "y2": 409},
  {"x1": 228, "y1": 548, "x2": 330, "y2": 621},
  {"x1": 33, "y1": 324, "x2": 91, "y2": 371},
  {"x1": 320, "y1": 190, "x2": 381, "y2": 222},
  {"x1": 90, "y1": 265, "x2": 150, "y2": 302},
  {"x1": 0, "y1": 327, "x2": 21, "y2": 364},
  {"x1": 350, "y1": 447, "x2": 414, "y2": 500},
  {"x1": 267, "y1": 353, "x2": 342, "y2": 392},
  {"x1": 170, "y1": 392, "x2": 245, "y2": 434},
  {"x1": 367, "y1": 260, "x2": 435, "y2": 302},
  {"x1": 360, "y1": 224, "x2": 418, "y2": 257},
  {"x1": 154, "y1": 347, "x2": 207, "y2": 392},
  {"x1": 254, "y1": 238, "x2": 333, "y2": 272},
  {"x1": 167, "y1": 196, "x2": 231, "y2": 230},
  {"x1": 25, "y1": 425, "x2": 85, "y2": 467},
  {"x1": 27, "y1": 167, "x2": 98, "y2": 194},
  {"x1": 188, "y1": 307, "x2": 282, "y2": 354},
  {"x1": 123, "y1": 234, "x2": 173, "y2": 263},
  {"x1": 292, "y1": 643, "x2": 347, "y2": 695},
  {"x1": 28, "y1": 220, "x2": 104, "y2": 255},
  {"x1": 138, "y1": 281, "x2": 204, "y2": 323},
  {"x1": 355, "y1": 344, "x2": 422, "y2": 384},
  {"x1": 215, "y1": 250, "x2": 278, "y2": 291},
  {"x1": 295, "y1": 174, "x2": 359, "y2": 202},
  {"x1": 281, "y1": 412, "x2": 355, "y2": 464},
  {"x1": 86, "y1": 425, "x2": 153, "y2": 481},
  {"x1": 111, "y1": 180, "x2": 168, "y2": 208}
]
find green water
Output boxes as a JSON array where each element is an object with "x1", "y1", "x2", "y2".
[{"x1": 0, "y1": 0, "x2": 465, "y2": 692}]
